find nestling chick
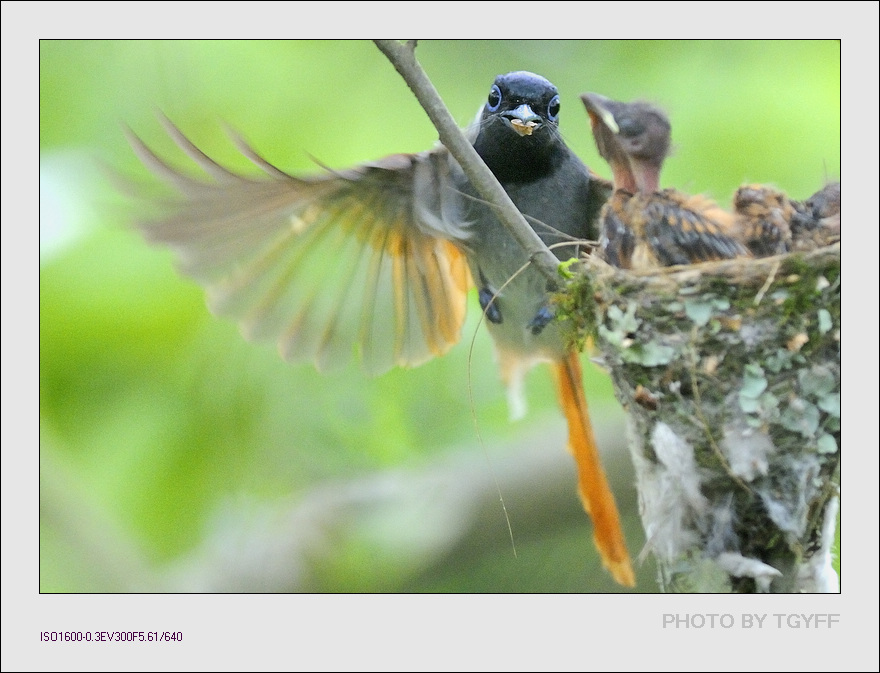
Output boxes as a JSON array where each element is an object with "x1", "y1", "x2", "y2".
[
  {"x1": 790, "y1": 181, "x2": 841, "y2": 251},
  {"x1": 732, "y1": 184, "x2": 795, "y2": 256},
  {"x1": 581, "y1": 93, "x2": 749, "y2": 270}
]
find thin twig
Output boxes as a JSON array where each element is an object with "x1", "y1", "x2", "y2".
[{"x1": 753, "y1": 259, "x2": 781, "y2": 306}]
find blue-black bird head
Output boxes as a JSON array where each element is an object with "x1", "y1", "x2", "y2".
[
  {"x1": 473, "y1": 71, "x2": 565, "y2": 181},
  {"x1": 481, "y1": 71, "x2": 561, "y2": 137}
]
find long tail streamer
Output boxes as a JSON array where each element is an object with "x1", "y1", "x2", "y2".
[{"x1": 555, "y1": 351, "x2": 635, "y2": 587}]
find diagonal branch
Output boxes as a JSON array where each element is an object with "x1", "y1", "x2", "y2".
[{"x1": 373, "y1": 39, "x2": 561, "y2": 285}]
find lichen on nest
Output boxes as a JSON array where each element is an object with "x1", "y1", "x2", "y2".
[{"x1": 554, "y1": 244, "x2": 840, "y2": 592}]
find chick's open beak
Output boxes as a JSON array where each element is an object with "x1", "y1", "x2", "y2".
[{"x1": 580, "y1": 93, "x2": 620, "y2": 134}]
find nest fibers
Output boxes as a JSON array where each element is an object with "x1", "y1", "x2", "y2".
[{"x1": 557, "y1": 244, "x2": 840, "y2": 593}]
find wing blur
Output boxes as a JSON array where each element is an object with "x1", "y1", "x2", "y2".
[{"x1": 129, "y1": 118, "x2": 472, "y2": 375}]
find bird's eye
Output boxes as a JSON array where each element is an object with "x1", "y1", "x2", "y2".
[
  {"x1": 487, "y1": 85, "x2": 502, "y2": 112},
  {"x1": 617, "y1": 118, "x2": 644, "y2": 138},
  {"x1": 547, "y1": 95, "x2": 560, "y2": 122}
]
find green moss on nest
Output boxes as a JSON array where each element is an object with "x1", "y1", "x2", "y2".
[{"x1": 555, "y1": 244, "x2": 841, "y2": 593}]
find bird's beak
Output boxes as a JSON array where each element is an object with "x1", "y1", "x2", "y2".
[
  {"x1": 580, "y1": 93, "x2": 619, "y2": 134},
  {"x1": 504, "y1": 104, "x2": 542, "y2": 137}
]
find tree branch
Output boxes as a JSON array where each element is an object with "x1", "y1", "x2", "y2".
[{"x1": 373, "y1": 39, "x2": 561, "y2": 284}]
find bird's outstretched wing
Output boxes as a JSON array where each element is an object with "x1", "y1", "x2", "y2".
[{"x1": 128, "y1": 117, "x2": 473, "y2": 375}]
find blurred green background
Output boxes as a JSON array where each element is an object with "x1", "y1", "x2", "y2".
[{"x1": 39, "y1": 39, "x2": 840, "y2": 593}]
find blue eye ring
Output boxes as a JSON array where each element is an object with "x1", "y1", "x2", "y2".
[
  {"x1": 486, "y1": 85, "x2": 502, "y2": 112},
  {"x1": 547, "y1": 95, "x2": 560, "y2": 122}
]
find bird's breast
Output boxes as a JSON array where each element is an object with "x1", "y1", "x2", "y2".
[{"x1": 453, "y1": 148, "x2": 598, "y2": 360}]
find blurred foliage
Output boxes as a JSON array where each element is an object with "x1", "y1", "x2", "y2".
[{"x1": 39, "y1": 40, "x2": 840, "y2": 593}]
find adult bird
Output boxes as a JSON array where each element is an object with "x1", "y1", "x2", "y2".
[
  {"x1": 580, "y1": 93, "x2": 750, "y2": 270},
  {"x1": 128, "y1": 71, "x2": 636, "y2": 587}
]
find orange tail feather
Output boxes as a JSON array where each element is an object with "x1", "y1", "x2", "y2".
[{"x1": 554, "y1": 350, "x2": 635, "y2": 587}]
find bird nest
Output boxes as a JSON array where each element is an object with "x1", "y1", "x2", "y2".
[{"x1": 556, "y1": 244, "x2": 841, "y2": 592}]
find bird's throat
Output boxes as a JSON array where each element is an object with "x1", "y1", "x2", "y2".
[{"x1": 473, "y1": 127, "x2": 557, "y2": 184}]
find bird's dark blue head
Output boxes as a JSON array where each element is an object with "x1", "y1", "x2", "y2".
[
  {"x1": 474, "y1": 71, "x2": 565, "y2": 181},
  {"x1": 480, "y1": 71, "x2": 561, "y2": 136}
]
